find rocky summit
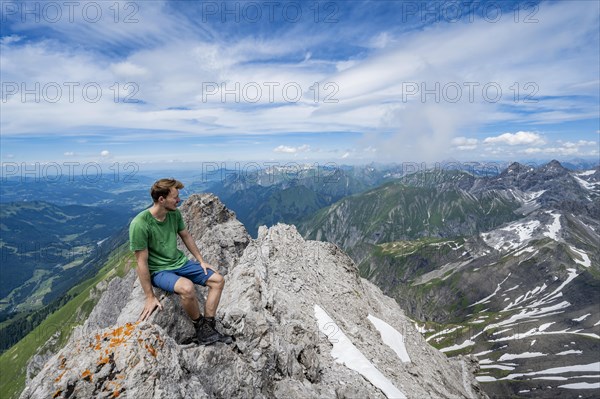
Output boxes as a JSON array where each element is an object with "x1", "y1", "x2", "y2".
[{"x1": 21, "y1": 194, "x2": 486, "y2": 399}]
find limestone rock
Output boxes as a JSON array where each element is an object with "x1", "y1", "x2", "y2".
[
  {"x1": 22, "y1": 322, "x2": 206, "y2": 399},
  {"x1": 178, "y1": 193, "x2": 250, "y2": 275}
]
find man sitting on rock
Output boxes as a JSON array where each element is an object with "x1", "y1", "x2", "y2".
[{"x1": 129, "y1": 178, "x2": 232, "y2": 345}]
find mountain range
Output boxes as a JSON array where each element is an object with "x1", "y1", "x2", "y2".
[
  {"x1": 299, "y1": 160, "x2": 600, "y2": 398},
  {"x1": 208, "y1": 164, "x2": 387, "y2": 237}
]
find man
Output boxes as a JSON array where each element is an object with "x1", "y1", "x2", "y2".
[{"x1": 129, "y1": 178, "x2": 232, "y2": 345}]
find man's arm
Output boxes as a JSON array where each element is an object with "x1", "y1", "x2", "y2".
[
  {"x1": 178, "y1": 229, "x2": 216, "y2": 274},
  {"x1": 135, "y1": 249, "x2": 163, "y2": 321}
]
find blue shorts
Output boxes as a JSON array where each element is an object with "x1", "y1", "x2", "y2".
[{"x1": 151, "y1": 259, "x2": 214, "y2": 293}]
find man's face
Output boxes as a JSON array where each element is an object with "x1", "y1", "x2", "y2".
[{"x1": 162, "y1": 188, "x2": 181, "y2": 210}]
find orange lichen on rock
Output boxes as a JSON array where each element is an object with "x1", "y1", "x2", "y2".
[
  {"x1": 58, "y1": 356, "x2": 66, "y2": 370},
  {"x1": 145, "y1": 343, "x2": 157, "y2": 358},
  {"x1": 96, "y1": 323, "x2": 142, "y2": 349},
  {"x1": 101, "y1": 379, "x2": 124, "y2": 398},
  {"x1": 97, "y1": 355, "x2": 110, "y2": 366},
  {"x1": 52, "y1": 389, "x2": 63, "y2": 398},
  {"x1": 109, "y1": 336, "x2": 127, "y2": 348},
  {"x1": 54, "y1": 370, "x2": 66, "y2": 383},
  {"x1": 124, "y1": 322, "x2": 135, "y2": 336},
  {"x1": 81, "y1": 369, "x2": 93, "y2": 382}
]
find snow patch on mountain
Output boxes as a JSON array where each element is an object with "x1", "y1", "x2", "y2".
[
  {"x1": 502, "y1": 284, "x2": 547, "y2": 311},
  {"x1": 569, "y1": 246, "x2": 591, "y2": 267},
  {"x1": 477, "y1": 362, "x2": 600, "y2": 383},
  {"x1": 572, "y1": 313, "x2": 591, "y2": 322},
  {"x1": 367, "y1": 315, "x2": 411, "y2": 363},
  {"x1": 558, "y1": 382, "x2": 600, "y2": 390},
  {"x1": 470, "y1": 275, "x2": 510, "y2": 307},
  {"x1": 480, "y1": 364, "x2": 515, "y2": 371},
  {"x1": 498, "y1": 352, "x2": 547, "y2": 361},
  {"x1": 543, "y1": 212, "x2": 561, "y2": 240},
  {"x1": 504, "y1": 285, "x2": 520, "y2": 293},
  {"x1": 576, "y1": 170, "x2": 596, "y2": 177},
  {"x1": 572, "y1": 173, "x2": 600, "y2": 191},
  {"x1": 509, "y1": 189, "x2": 546, "y2": 214},
  {"x1": 556, "y1": 350, "x2": 583, "y2": 356},
  {"x1": 440, "y1": 339, "x2": 476, "y2": 353},
  {"x1": 481, "y1": 220, "x2": 540, "y2": 251},
  {"x1": 527, "y1": 269, "x2": 579, "y2": 308},
  {"x1": 315, "y1": 305, "x2": 407, "y2": 399},
  {"x1": 426, "y1": 326, "x2": 461, "y2": 343}
]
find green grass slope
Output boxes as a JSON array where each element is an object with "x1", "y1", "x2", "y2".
[{"x1": 0, "y1": 244, "x2": 134, "y2": 399}]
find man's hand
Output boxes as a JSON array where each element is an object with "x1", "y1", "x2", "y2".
[
  {"x1": 200, "y1": 261, "x2": 217, "y2": 275},
  {"x1": 139, "y1": 295, "x2": 163, "y2": 322}
]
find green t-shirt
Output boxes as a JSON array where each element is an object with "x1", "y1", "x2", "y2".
[{"x1": 129, "y1": 209, "x2": 188, "y2": 273}]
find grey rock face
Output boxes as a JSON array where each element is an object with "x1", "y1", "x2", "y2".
[
  {"x1": 21, "y1": 196, "x2": 485, "y2": 399},
  {"x1": 179, "y1": 193, "x2": 251, "y2": 275},
  {"x1": 23, "y1": 322, "x2": 206, "y2": 399}
]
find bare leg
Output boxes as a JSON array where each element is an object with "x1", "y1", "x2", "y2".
[
  {"x1": 204, "y1": 272, "x2": 225, "y2": 318},
  {"x1": 173, "y1": 277, "x2": 201, "y2": 320}
]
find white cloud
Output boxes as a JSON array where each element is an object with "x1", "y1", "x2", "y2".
[
  {"x1": 273, "y1": 145, "x2": 310, "y2": 153},
  {"x1": 484, "y1": 131, "x2": 545, "y2": 146},
  {"x1": 523, "y1": 139, "x2": 599, "y2": 156},
  {"x1": 0, "y1": 35, "x2": 22, "y2": 45},
  {"x1": 64, "y1": 151, "x2": 75, "y2": 156},
  {"x1": 523, "y1": 148, "x2": 542, "y2": 154},
  {"x1": 335, "y1": 60, "x2": 358, "y2": 72},
  {"x1": 452, "y1": 137, "x2": 478, "y2": 151},
  {"x1": 1, "y1": 1, "x2": 598, "y2": 163},
  {"x1": 100, "y1": 150, "x2": 110, "y2": 157},
  {"x1": 110, "y1": 61, "x2": 148, "y2": 77},
  {"x1": 571, "y1": 140, "x2": 596, "y2": 146},
  {"x1": 370, "y1": 32, "x2": 393, "y2": 49}
]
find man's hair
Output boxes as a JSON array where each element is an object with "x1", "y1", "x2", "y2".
[{"x1": 150, "y1": 178, "x2": 184, "y2": 203}]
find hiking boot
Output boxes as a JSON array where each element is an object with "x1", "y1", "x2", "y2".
[
  {"x1": 195, "y1": 318, "x2": 220, "y2": 346},
  {"x1": 205, "y1": 318, "x2": 234, "y2": 344}
]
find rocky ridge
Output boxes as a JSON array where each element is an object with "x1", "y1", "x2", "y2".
[{"x1": 20, "y1": 194, "x2": 486, "y2": 399}]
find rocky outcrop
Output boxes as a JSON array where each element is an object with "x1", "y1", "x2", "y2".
[
  {"x1": 23, "y1": 322, "x2": 204, "y2": 399},
  {"x1": 178, "y1": 193, "x2": 251, "y2": 275},
  {"x1": 21, "y1": 195, "x2": 485, "y2": 399}
]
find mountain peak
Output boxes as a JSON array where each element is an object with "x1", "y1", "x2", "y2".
[
  {"x1": 536, "y1": 160, "x2": 570, "y2": 181},
  {"x1": 505, "y1": 161, "x2": 531, "y2": 174},
  {"x1": 22, "y1": 196, "x2": 485, "y2": 399},
  {"x1": 543, "y1": 159, "x2": 566, "y2": 171}
]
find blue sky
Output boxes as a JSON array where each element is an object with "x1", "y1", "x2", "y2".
[{"x1": 1, "y1": 0, "x2": 598, "y2": 168}]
